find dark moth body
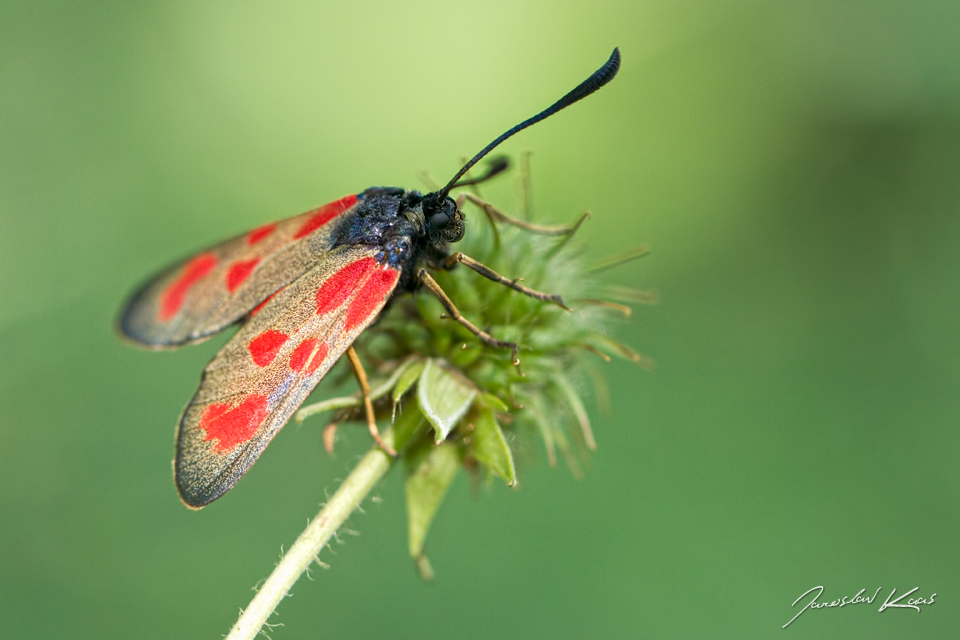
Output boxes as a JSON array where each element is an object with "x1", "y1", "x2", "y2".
[{"x1": 335, "y1": 187, "x2": 463, "y2": 289}]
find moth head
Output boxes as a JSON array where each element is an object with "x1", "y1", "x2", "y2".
[{"x1": 422, "y1": 194, "x2": 464, "y2": 244}]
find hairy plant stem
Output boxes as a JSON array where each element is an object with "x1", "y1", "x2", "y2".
[{"x1": 225, "y1": 433, "x2": 395, "y2": 640}]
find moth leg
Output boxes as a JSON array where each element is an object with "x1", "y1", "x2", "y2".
[
  {"x1": 418, "y1": 269, "x2": 520, "y2": 366},
  {"x1": 346, "y1": 347, "x2": 397, "y2": 457},
  {"x1": 444, "y1": 252, "x2": 570, "y2": 310},
  {"x1": 460, "y1": 192, "x2": 589, "y2": 237}
]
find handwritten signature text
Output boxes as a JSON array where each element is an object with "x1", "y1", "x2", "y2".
[{"x1": 783, "y1": 586, "x2": 936, "y2": 628}]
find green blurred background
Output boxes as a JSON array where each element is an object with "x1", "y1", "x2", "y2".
[{"x1": 2, "y1": 1, "x2": 958, "y2": 638}]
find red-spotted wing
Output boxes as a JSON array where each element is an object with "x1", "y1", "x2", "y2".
[
  {"x1": 119, "y1": 195, "x2": 358, "y2": 348},
  {"x1": 174, "y1": 246, "x2": 401, "y2": 508}
]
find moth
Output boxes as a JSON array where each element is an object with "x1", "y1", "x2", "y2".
[{"x1": 119, "y1": 49, "x2": 620, "y2": 508}]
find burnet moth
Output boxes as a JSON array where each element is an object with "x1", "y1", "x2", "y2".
[{"x1": 119, "y1": 48, "x2": 621, "y2": 509}]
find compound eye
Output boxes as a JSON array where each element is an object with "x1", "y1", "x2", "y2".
[{"x1": 429, "y1": 212, "x2": 451, "y2": 230}]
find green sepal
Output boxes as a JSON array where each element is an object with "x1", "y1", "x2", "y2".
[
  {"x1": 469, "y1": 406, "x2": 517, "y2": 486},
  {"x1": 417, "y1": 359, "x2": 476, "y2": 443},
  {"x1": 525, "y1": 394, "x2": 577, "y2": 476},
  {"x1": 373, "y1": 356, "x2": 420, "y2": 398},
  {"x1": 404, "y1": 437, "x2": 462, "y2": 578},
  {"x1": 392, "y1": 358, "x2": 425, "y2": 405},
  {"x1": 552, "y1": 373, "x2": 596, "y2": 450},
  {"x1": 392, "y1": 399, "x2": 428, "y2": 453},
  {"x1": 479, "y1": 392, "x2": 509, "y2": 413},
  {"x1": 587, "y1": 334, "x2": 646, "y2": 366},
  {"x1": 294, "y1": 395, "x2": 361, "y2": 422}
]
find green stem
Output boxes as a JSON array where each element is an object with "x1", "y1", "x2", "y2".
[{"x1": 225, "y1": 439, "x2": 395, "y2": 640}]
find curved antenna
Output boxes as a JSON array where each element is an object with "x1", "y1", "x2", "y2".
[{"x1": 436, "y1": 47, "x2": 621, "y2": 201}]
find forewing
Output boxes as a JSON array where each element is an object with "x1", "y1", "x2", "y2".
[
  {"x1": 119, "y1": 195, "x2": 359, "y2": 348},
  {"x1": 174, "y1": 246, "x2": 402, "y2": 508}
]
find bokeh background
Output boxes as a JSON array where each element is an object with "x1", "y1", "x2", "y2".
[{"x1": 2, "y1": 1, "x2": 959, "y2": 638}]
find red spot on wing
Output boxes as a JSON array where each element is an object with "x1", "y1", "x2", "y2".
[
  {"x1": 315, "y1": 257, "x2": 376, "y2": 315},
  {"x1": 345, "y1": 267, "x2": 399, "y2": 332},
  {"x1": 226, "y1": 258, "x2": 261, "y2": 293},
  {"x1": 248, "y1": 329, "x2": 289, "y2": 367},
  {"x1": 289, "y1": 338, "x2": 329, "y2": 376},
  {"x1": 247, "y1": 223, "x2": 277, "y2": 246},
  {"x1": 199, "y1": 394, "x2": 269, "y2": 453},
  {"x1": 160, "y1": 253, "x2": 218, "y2": 320},
  {"x1": 308, "y1": 343, "x2": 329, "y2": 375},
  {"x1": 289, "y1": 339, "x2": 315, "y2": 372},
  {"x1": 249, "y1": 290, "x2": 280, "y2": 317},
  {"x1": 293, "y1": 195, "x2": 358, "y2": 239}
]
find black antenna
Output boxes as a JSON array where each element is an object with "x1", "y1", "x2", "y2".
[{"x1": 435, "y1": 47, "x2": 621, "y2": 201}]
